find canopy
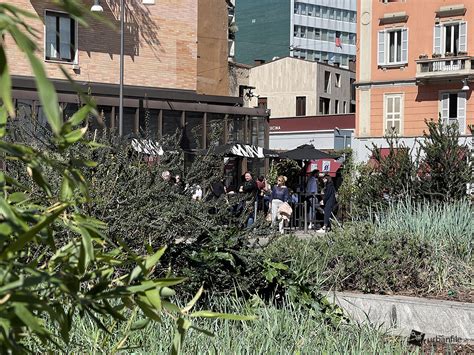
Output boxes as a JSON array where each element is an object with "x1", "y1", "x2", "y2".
[
  {"x1": 131, "y1": 138, "x2": 164, "y2": 156},
  {"x1": 203, "y1": 143, "x2": 280, "y2": 159},
  {"x1": 281, "y1": 144, "x2": 335, "y2": 161}
]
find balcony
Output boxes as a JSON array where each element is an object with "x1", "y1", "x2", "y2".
[{"x1": 416, "y1": 56, "x2": 474, "y2": 82}]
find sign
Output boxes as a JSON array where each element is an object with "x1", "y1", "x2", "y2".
[
  {"x1": 230, "y1": 144, "x2": 264, "y2": 158},
  {"x1": 322, "y1": 160, "x2": 331, "y2": 172}
]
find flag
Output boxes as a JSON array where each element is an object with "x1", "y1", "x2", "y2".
[{"x1": 335, "y1": 32, "x2": 342, "y2": 48}]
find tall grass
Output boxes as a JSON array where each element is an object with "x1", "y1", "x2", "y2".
[
  {"x1": 373, "y1": 200, "x2": 473, "y2": 262},
  {"x1": 53, "y1": 296, "x2": 414, "y2": 354}
]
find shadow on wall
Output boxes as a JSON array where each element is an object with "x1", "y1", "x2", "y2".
[
  {"x1": 31, "y1": 0, "x2": 162, "y2": 60},
  {"x1": 415, "y1": 82, "x2": 472, "y2": 102}
]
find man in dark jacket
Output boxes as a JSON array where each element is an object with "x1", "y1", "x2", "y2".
[
  {"x1": 317, "y1": 174, "x2": 336, "y2": 233},
  {"x1": 239, "y1": 172, "x2": 258, "y2": 227}
]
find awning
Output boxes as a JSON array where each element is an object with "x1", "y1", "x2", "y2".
[
  {"x1": 131, "y1": 138, "x2": 164, "y2": 156},
  {"x1": 203, "y1": 143, "x2": 280, "y2": 159},
  {"x1": 281, "y1": 144, "x2": 336, "y2": 161}
]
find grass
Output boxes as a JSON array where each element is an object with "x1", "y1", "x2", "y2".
[
  {"x1": 263, "y1": 200, "x2": 473, "y2": 296},
  {"x1": 50, "y1": 296, "x2": 415, "y2": 354},
  {"x1": 373, "y1": 199, "x2": 473, "y2": 262}
]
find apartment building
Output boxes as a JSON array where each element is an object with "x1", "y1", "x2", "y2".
[
  {"x1": 248, "y1": 57, "x2": 355, "y2": 118},
  {"x1": 355, "y1": 0, "x2": 474, "y2": 161},
  {"x1": 4, "y1": 0, "x2": 268, "y2": 148},
  {"x1": 235, "y1": 0, "x2": 357, "y2": 68}
]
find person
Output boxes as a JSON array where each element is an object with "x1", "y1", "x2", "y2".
[
  {"x1": 317, "y1": 174, "x2": 337, "y2": 234},
  {"x1": 256, "y1": 175, "x2": 270, "y2": 213},
  {"x1": 306, "y1": 169, "x2": 319, "y2": 229},
  {"x1": 269, "y1": 175, "x2": 289, "y2": 234},
  {"x1": 239, "y1": 172, "x2": 258, "y2": 227}
]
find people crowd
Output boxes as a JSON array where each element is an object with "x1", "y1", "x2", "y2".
[{"x1": 160, "y1": 167, "x2": 339, "y2": 234}]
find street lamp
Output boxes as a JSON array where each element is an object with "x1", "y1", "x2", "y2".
[{"x1": 91, "y1": 0, "x2": 124, "y2": 136}]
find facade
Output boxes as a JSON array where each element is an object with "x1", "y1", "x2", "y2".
[
  {"x1": 197, "y1": 0, "x2": 231, "y2": 95},
  {"x1": 355, "y1": 0, "x2": 474, "y2": 162},
  {"x1": 235, "y1": 0, "x2": 357, "y2": 68},
  {"x1": 248, "y1": 57, "x2": 355, "y2": 118},
  {"x1": 5, "y1": 0, "x2": 269, "y2": 182},
  {"x1": 269, "y1": 114, "x2": 355, "y2": 151}
]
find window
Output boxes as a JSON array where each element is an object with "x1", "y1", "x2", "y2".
[
  {"x1": 45, "y1": 11, "x2": 76, "y2": 62},
  {"x1": 257, "y1": 97, "x2": 267, "y2": 110},
  {"x1": 433, "y1": 22, "x2": 467, "y2": 56},
  {"x1": 384, "y1": 94, "x2": 403, "y2": 134},
  {"x1": 335, "y1": 100, "x2": 339, "y2": 114},
  {"x1": 321, "y1": 29, "x2": 328, "y2": 41},
  {"x1": 294, "y1": 25, "x2": 300, "y2": 37},
  {"x1": 350, "y1": 11, "x2": 356, "y2": 23},
  {"x1": 307, "y1": 5, "x2": 313, "y2": 16},
  {"x1": 319, "y1": 97, "x2": 330, "y2": 114},
  {"x1": 336, "y1": 9, "x2": 342, "y2": 21},
  {"x1": 335, "y1": 73, "x2": 341, "y2": 87},
  {"x1": 315, "y1": 28, "x2": 321, "y2": 40},
  {"x1": 314, "y1": 5, "x2": 321, "y2": 17},
  {"x1": 324, "y1": 71, "x2": 331, "y2": 93},
  {"x1": 440, "y1": 92, "x2": 466, "y2": 133},
  {"x1": 377, "y1": 28, "x2": 408, "y2": 66},
  {"x1": 350, "y1": 78, "x2": 356, "y2": 100},
  {"x1": 296, "y1": 96, "x2": 306, "y2": 116},
  {"x1": 349, "y1": 33, "x2": 356, "y2": 45},
  {"x1": 329, "y1": 8, "x2": 335, "y2": 19}
]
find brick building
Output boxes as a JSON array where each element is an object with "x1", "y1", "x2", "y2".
[
  {"x1": 4, "y1": 0, "x2": 269, "y2": 181},
  {"x1": 354, "y1": 0, "x2": 473, "y2": 162}
]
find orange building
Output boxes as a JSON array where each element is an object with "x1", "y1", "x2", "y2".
[{"x1": 355, "y1": 0, "x2": 473, "y2": 161}]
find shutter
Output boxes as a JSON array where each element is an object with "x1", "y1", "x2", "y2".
[
  {"x1": 401, "y1": 28, "x2": 408, "y2": 63},
  {"x1": 45, "y1": 15, "x2": 57, "y2": 58},
  {"x1": 433, "y1": 24, "x2": 441, "y2": 55},
  {"x1": 441, "y1": 93, "x2": 449, "y2": 125},
  {"x1": 457, "y1": 92, "x2": 466, "y2": 134},
  {"x1": 459, "y1": 21, "x2": 467, "y2": 53},
  {"x1": 377, "y1": 30, "x2": 385, "y2": 66}
]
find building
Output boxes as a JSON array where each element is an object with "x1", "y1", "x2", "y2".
[
  {"x1": 5, "y1": 0, "x2": 269, "y2": 183},
  {"x1": 235, "y1": 0, "x2": 357, "y2": 68},
  {"x1": 355, "y1": 0, "x2": 474, "y2": 162},
  {"x1": 247, "y1": 57, "x2": 355, "y2": 118},
  {"x1": 269, "y1": 114, "x2": 354, "y2": 151}
]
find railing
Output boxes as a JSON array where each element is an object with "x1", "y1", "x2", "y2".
[{"x1": 416, "y1": 56, "x2": 473, "y2": 78}]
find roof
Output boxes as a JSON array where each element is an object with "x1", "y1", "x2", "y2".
[
  {"x1": 269, "y1": 114, "x2": 355, "y2": 133},
  {"x1": 251, "y1": 56, "x2": 355, "y2": 74}
]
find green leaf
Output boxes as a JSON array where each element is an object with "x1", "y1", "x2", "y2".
[
  {"x1": 25, "y1": 51, "x2": 61, "y2": 135},
  {"x1": 0, "y1": 106, "x2": 7, "y2": 138},
  {"x1": 7, "y1": 192, "x2": 28, "y2": 203},
  {"x1": 14, "y1": 303, "x2": 47, "y2": 335},
  {"x1": 189, "y1": 311, "x2": 257, "y2": 321},
  {"x1": 172, "y1": 318, "x2": 191, "y2": 355},
  {"x1": 131, "y1": 318, "x2": 150, "y2": 330},
  {"x1": 190, "y1": 325, "x2": 214, "y2": 337},
  {"x1": 145, "y1": 288, "x2": 162, "y2": 311},
  {"x1": 181, "y1": 285, "x2": 203, "y2": 314},
  {"x1": 66, "y1": 104, "x2": 90, "y2": 127},
  {"x1": 144, "y1": 245, "x2": 167, "y2": 271},
  {"x1": 79, "y1": 226, "x2": 95, "y2": 270},
  {"x1": 63, "y1": 126, "x2": 87, "y2": 144},
  {"x1": 59, "y1": 174, "x2": 73, "y2": 202},
  {"x1": 0, "y1": 44, "x2": 14, "y2": 117},
  {"x1": 2, "y1": 204, "x2": 67, "y2": 256}
]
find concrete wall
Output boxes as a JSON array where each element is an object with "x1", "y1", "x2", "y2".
[
  {"x1": 228, "y1": 62, "x2": 252, "y2": 106},
  {"x1": 4, "y1": 0, "x2": 198, "y2": 90},
  {"x1": 316, "y1": 63, "x2": 355, "y2": 114},
  {"x1": 235, "y1": 0, "x2": 291, "y2": 65},
  {"x1": 197, "y1": 0, "x2": 230, "y2": 96},
  {"x1": 249, "y1": 57, "x2": 317, "y2": 117}
]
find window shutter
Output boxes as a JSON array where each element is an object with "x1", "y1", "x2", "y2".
[
  {"x1": 441, "y1": 93, "x2": 449, "y2": 125},
  {"x1": 459, "y1": 21, "x2": 467, "y2": 52},
  {"x1": 457, "y1": 92, "x2": 466, "y2": 134},
  {"x1": 378, "y1": 30, "x2": 385, "y2": 66},
  {"x1": 401, "y1": 28, "x2": 408, "y2": 63},
  {"x1": 45, "y1": 15, "x2": 57, "y2": 58},
  {"x1": 433, "y1": 24, "x2": 441, "y2": 55}
]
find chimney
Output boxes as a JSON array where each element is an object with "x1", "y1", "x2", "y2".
[
  {"x1": 349, "y1": 59, "x2": 356, "y2": 72},
  {"x1": 254, "y1": 59, "x2": 266, "y2": 66},
  {"x1": 334, "y1": 62, "x2": 340, "y2": 68},
  {"x1": 323, "y1": 59, "x2": 329, "y2": 64}
]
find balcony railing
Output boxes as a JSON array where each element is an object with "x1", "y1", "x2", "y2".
[{"x1": 416, "y1": 56, "x2": 473, "y2": 80}]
